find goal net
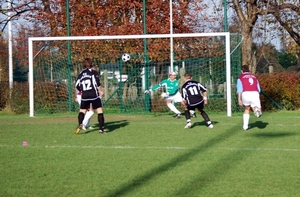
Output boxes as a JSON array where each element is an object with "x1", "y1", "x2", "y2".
[{"x1": 28, "y1": 33, "x2": 240, "y2": 117}]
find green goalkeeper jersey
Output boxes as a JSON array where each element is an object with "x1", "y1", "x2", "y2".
[{"x1": 151, "y1": 78, "x2": 179, "y2": 95}]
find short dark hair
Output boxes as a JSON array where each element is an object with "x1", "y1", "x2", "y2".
[
  {"x1": 241, "y1": 65, "x2": 250, "y2": 72},
  {"x1": 184, "y1": 73, "x2": 192, "y2": 79},
  {"x1": 83, "y1": 58, "x2": 93, "y2": 68}
]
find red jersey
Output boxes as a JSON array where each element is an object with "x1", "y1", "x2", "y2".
[{"x1": 238, "y1": 72, "x2": 259, "y2": 92}]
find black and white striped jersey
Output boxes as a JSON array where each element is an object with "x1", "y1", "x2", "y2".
[
  {"x1": 75, "y1": 68, "x2": 101, "y2": 101},
  {"x1": 181, "y1": 80, "x2": 207, "y2": 106}
]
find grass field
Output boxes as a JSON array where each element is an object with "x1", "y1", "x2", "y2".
[{"x1": 0, "y1": 111, "x2": 299, "y2": 197}]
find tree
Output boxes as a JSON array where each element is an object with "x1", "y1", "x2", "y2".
[
  {"x1": 1, "y1": 0, "x2": 235, "y2": 78},
  {"x1": 1, "y1": 0, "x2": 215, "y2": 62},
  {"x1": 230, "y1": 0, "x2": 263, "y2": 72},
  {"x1": 0, "y1": 37, "x2": 8, "y2": 82},
  {"x1": 278, "y1": 52, "x2": 297, "y2": 69},
  {"x1": 269, "y1": 1, "x2": 300, "y2": 71},
  {"x1": 0, "y1": 0, "x2": 40, "y2": 36},
  {"x1": 229, "y1": 0, "x2": 300, "y2": 72}
]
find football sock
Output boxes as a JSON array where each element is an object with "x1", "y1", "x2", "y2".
[
  {"x1": 200, "y1": 111, "x2": 210, "y2": 122},
  {"x1": 167, "y1": 103, "x2": 181, "y2": 114},
  {"x1": 83, "y1": 110, "x2": 94, "y2": 127},
  {"x1": 243, "y1": 113, "x2": 250, "y2": 129},
  {"x1": 98, "y1": 113, "x2": 105, "y2": 130},
  {"x1": 78, "y1": 112, "x2": 85, "y2": 125},
  {"x1": 184, "y1": 110, "x2": 191, "y2": 121}
]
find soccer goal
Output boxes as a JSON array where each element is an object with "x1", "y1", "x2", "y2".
[{"x1": 28, "y1": 32, "x2": 233, "y2": 117}]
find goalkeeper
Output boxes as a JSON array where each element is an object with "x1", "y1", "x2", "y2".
[{"x1": 144, "y1": 72, "x2": 195, "y2": 118}]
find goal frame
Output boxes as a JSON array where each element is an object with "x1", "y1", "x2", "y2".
[{"x1": 28, "y1": 32, "x2": 232, "y2": 117}]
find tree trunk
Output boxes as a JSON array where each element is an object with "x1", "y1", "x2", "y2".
[
  {"x1": 252, "y1": 52, "x2": 257, "y2": 74},
  {"x1": 232, "y1": 0, "x2": 258, "y2": 73},
  {"x1": 241, "y1": 28, "x2": 253, "y2": 70}
]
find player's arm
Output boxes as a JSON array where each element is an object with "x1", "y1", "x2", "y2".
[
  {"x1": 197, "y1": 83, "x2": 208, "y2": 104},
  {"x1": 182, "y1": 99, "x2": 188, "y2": 110},
  {"x1": 145, "y1": 80, "x2": 166, "y2": 94},
  {"x1": 236, "y1": 79, "x2": 243, "y2": 106},
  {"x1": 151, "y1": 82, "x2": 163, "y2": 91},
  {"x1": 93, "y1": 71, "x2": 103, "y2": 95},
  {"x1": 98, "y1": 86, "x2": 104, "y2": 97},
  {"x1": 257, "y1": 80, "x2": 261, "y2": 93},
  {"x1": 180, "y1": 88, "x2": 189, "y2": 109},
  {"x1": 75, "y1": 79, "x2": 82, "y2": 92}
]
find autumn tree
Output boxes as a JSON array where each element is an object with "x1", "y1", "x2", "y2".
[
  {"x1": 35, "y1": 0, "x2": 210, "y2": 62},
  {"x1": 1, "y1": 0, "x2": 233, "y2": 81},
  {"x1": 2, "y1": 1, "x2": 215, "y2": 61},
  {"x1": 269, "y1": 1, "x2": 300, "y2": 71},
  {"x1": 229, "y1": 0, "x2": 300, "y2": 72},
  {"x1": 0, "y1": 37, "x2": 8, "y2": 82}
]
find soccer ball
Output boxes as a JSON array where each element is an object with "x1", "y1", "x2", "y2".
[{"x1": 122, "y1": 53, "x2": 130, "y2": 62}]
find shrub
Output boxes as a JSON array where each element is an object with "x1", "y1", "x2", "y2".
[
  {"x1": 9, "y1": 82, "x2": 29, "y2": 114},
  {"x1": 257, "y1": 72, "x2": 300, "y2": 111},
  {"x1": 0, "y1": 82, "x2": 9, "y2": 110}
]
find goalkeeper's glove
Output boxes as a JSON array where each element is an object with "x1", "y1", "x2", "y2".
[
  {"x1": 144, "y1": 89, "x2": 152, "y2": 94},
  {"x1": 161, "y1": 92, "x2": 169, "y2": 98}
]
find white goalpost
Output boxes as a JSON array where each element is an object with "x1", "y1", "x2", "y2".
[{"x1": 28, "y1": 32, "x2": 232, "y2": 117}]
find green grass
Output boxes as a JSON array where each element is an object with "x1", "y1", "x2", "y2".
[{"x1": 0, "y1": 111, "x2": 299, "y2": 197}]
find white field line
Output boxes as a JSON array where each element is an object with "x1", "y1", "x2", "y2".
[{"x1": 0, "y1": 144, "x2": 299, "y2": 152}]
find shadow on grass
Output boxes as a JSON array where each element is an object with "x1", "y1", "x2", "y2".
[
  {"x1": 251, "y1": 132, "x2": 297, "y2": 138},
  {"x1": 105, "y1": 124, "x2": 249, "y2": 197},
  {"x1": 83, "y1": 120, "x2": 129, "y2": 134},
  {"x1": 249, "y1": 120, "x2": 269, "y2": 129},
  {"x1": 193, "y1": 121, "x2": 219, "y2": 128}
]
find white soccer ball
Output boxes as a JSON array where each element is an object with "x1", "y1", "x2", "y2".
[
  {"x1": 161, "y1": 92, "x2": 168, "y2": 98},
  {"x1": 122, "y1": 53, "x2": 131, "y2": 62}
]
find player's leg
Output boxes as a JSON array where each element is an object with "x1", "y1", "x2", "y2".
[
  {"x1": 166, "y1": 100, "x2": 181, "y2": 118},
  {"x1": 93, "y1": 98, "x2": 106, "y2": 134},
  {"x1": 169, "y1": 92, "x2": 184, "y2": 118},
  {"x1": 243, "y1": 105, "x2": 251, "y2": 130},
  {"x1": 82, "y1": 104, "x2": 94, "y2": 129},
  {"x1": 97, "y1": 108, "x2": 105, "y2": 134},
  {"x1": 184, "y1": 106, "x2": 193, "y2": 129},
  {"x1": 241, "y1": 92, "x2": 252, "y2": 130},
  {"x1": 78, "y1": 92, "x2": 95, "y2": 129},
  {"x1": 251, "y1": 92, "x2": 262, "y2": 118},
  {"x1": 197, "y1": 103, "x2": 213, "y2": 128},
  {"x1": 78, "y1": 109, "x2": 85, "y2": 125},
  {"x1": 75, "y1": 107, "x2": 87, "y2": 134}
]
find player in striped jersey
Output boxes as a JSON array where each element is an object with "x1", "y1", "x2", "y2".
[
  {"x1": 74, "y1": 58, "x2": 105, "y2": 134},
  {"x1": 181, "y1": 73, "x2": 213, "y2": 129}
]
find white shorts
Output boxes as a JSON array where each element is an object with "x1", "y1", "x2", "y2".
[
  {"x1": 165, "y1": 91, "x2": 183, "y2": 103},
  {"x1": 77, "y1": 95, "x2": 81, "y2": 105},
  {"x1": 242, "y1": 91, "x2": 261, "y2": 108}
]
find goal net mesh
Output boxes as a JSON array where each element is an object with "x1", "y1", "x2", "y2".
[{"x1": 30, "y1": 34, "x2": 242, "y2": 115}]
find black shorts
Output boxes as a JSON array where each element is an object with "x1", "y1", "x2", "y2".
[
  {"x1": 187, "y1": 102, "x2": 204, "y2": 111},
  {"x1": 80, "y1": 97, "x2": 103, "y2": 110}
]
